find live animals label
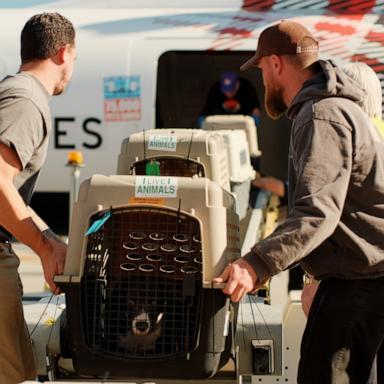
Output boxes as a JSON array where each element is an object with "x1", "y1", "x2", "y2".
[
  {"x1": 148, "y1": 135, "x2": 177, "y2": 152},
  {"x1": 135, "y1": 176, "x2": 178, "y2": 198}
]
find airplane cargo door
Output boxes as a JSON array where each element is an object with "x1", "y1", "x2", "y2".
[{"x1": 156, "y1": 50, "x2": 292, "y2": 181}]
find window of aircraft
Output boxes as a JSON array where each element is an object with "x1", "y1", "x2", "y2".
[{"x1": 156, "y1": 50, "x2": 264, "y2": 129}]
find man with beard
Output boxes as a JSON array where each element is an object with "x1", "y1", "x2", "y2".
[
  {"x1": 0, "y1": 13, "x2": 76, "y2": 383},
  {"x1": 214, "y1": 20, "x2": 384, "y2": 383}
]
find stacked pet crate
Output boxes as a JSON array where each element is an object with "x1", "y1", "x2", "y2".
[
  {"x1": 118, "y1": 128, "x2": 255, "y2": 219},
  {"x1": 203, "y1": 114, "x2": 262, "y2": 158},
  {"x1": 203, "y1": 115, "x2": 261, "y2": 219}
]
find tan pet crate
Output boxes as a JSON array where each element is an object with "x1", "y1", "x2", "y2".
[{"x1": 56, "y1": 175, "x2": 240, "y2": 379}]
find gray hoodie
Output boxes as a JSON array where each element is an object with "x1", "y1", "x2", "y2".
[{"x1": 244, "y1": 60, "x2": 384, "y2": 281}]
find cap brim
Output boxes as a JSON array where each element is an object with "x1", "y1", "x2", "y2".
[
  {"x1": 240, "y1": 54, "x2": 259, "y2": 71},
  {"x1": 220, "y1": 85, "x2": 236, "y2": 93}
]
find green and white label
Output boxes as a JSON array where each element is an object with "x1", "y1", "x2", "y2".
[
  {"x1": 148, "y1": 135, "x2": 177, "y2": 152},
  {"x1": 135, "y1": 176, "x2": 178, "y2": 198}
]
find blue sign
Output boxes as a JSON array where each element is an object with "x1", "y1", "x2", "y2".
[
  {"x1": 103, "y1": 76, "x2": 141, "y2": 121},
  {"x1": 104, "y1": 76, "x2": 140, "y2": 99}
]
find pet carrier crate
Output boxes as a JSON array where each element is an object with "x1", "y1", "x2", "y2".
[
  {"x1": 203, "y1": 114, "x2": 262, "y2": 158},
  {"x1": 56, "y1": 175, "x2": 240, "y2": 379},
  {"x1": 117, "y1": 128, "x2": 254, "y2": 219},
  {"x1": 117, "y1": 128, "x2": 251, "y2": 190},
  {"x1": 218, "y1": 129, "x2": 254, "y2": 184},
  {"x1": 216, "y1": 129, "x2": 255, "y2": 220}
]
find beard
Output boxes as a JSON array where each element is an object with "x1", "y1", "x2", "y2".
[
  {"x1": 264, "y1": 81, "x2": 287, "y2": 120},
  {"x1": 53, "y1": 67, "x2": 72, "y2": 96},
  {"x1": 53, "y1": 85, "x2": 65, "y2": 96}
]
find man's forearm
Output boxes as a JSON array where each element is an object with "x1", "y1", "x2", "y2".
[{"x1": 27, "y1": 206, "x2": 49, "y2": 232}]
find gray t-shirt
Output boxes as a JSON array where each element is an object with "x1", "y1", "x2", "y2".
[{"x1": 0, "y1": 73, "x2": 51, "y2": 241}]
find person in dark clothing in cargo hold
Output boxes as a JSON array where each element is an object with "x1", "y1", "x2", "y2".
[
  {"x1": 214, "y1": 20, "x2": 384, "y2": 384},
  {"x1": 198, "y1": 70, "x2": 261, "y2": 127}
]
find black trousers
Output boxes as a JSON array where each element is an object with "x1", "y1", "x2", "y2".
[{"x1": 298, "y1": 277, "x2": 384, "y2": 384}]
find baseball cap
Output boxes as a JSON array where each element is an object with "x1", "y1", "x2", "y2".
[
  {"x1": 240, "y1": 20, "x2": 319, "y2": 71},
  {"x1": 220, "y1": 71, "x2": 238, "y2": 93}
]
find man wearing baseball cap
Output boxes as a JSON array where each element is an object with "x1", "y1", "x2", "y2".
[{"x1": 214, "y1": 20, "x2": 384, "y2": 383}]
